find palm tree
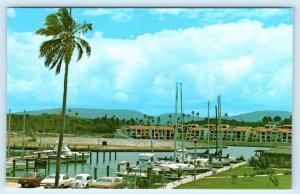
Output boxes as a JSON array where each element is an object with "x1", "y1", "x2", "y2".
[
  {"x1": 144, "y1": 114, "x2": 147, "y2": 125},
  {"x1": 191, "y1": 111, "x2": 195, "y2": 122},
  {"x1": 168, "y1": 114, "x2": 172, "y2": 124},
  {"x1": 36, "y1": 8, "x2": 92, "y2": 188},
  {"x1": 196, "y1": 112, "x2": 199, "y2": 123}
]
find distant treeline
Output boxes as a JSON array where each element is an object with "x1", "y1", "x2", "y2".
[
  {"x1": 184, "y1": 115, "x2": 292, "y2": 127},
  {"x1": 7, "y1": 113, "x2": 292, "y2": 136},
  {"x1": 7, "y1": 114, "x2": 138, "y2": 136}
]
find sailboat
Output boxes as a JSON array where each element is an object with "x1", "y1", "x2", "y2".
[
  {"x1": 35, "y1": 141, "x2": 90, "y2": 163},
  {"x1": 156, "y1": 83, "x2": 210, "y2": 177}
]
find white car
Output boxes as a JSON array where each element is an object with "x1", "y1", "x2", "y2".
[
  {"x1": 40, "y1": 174, "x2": 73, "y2": 188},
  {"x1": 71, "y1": 174, "x2": 94, "y2": 189}
]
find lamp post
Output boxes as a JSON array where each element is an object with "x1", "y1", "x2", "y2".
[{"x1": 192, "y1": 136, "x2": 197, "y2": 185}]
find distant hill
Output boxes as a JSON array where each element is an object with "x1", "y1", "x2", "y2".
[
  {"x1": 14, "y1": 108, "x2": 291, "y2": 124},
  {"x1": 227, "y1": 111, "x2": 292, "y2": 122},
  {"x1": 15, "y1": 108, "x2": 147, "y2": 121}
]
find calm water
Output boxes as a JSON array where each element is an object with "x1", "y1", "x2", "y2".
[{"x1": 13, "y1": 146, "x2": 270, "y2": 178}]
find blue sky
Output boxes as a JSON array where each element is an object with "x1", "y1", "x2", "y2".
[{"x1": 7, "y1": 8, "x2": 293, "y2": 116}]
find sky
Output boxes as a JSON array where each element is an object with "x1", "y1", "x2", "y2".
[{"x1": 6, "y1": 8, "x2": 293, "y2": 116}]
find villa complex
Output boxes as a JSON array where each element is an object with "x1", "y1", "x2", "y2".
[{"x1": 117, "y1": 124, "x2": 292, "y2": 143}]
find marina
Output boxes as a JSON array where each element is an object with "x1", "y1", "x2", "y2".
[{"x1": 7, "y1": 145, "x2": 269, "y2": 178}]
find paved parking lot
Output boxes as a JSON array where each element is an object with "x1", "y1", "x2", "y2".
[{"x1": 6, "y1": 182, "x2": 43, "y2": 189}]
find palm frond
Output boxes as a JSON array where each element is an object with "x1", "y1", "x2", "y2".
[
  {"x1": 55, "y1": 53, "x2": 65, "y2": 75},
  {"x1": 73, "y1": 22, "x2": 93, "y2": 35},
  {"x1": 39, "y1": 39, "x2": 63, "y2": 58},
  {"x1": 36, "y1": 8, "x2": 92, "y2": 75},
  {"x1": 76, "y1": 37, "x2": 91, "y2": 56},
  {"x1": 75, "y1": 42, "x2": 83, "y2": 61}
]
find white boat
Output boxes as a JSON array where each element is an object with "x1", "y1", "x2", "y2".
[
  {"x1": 35, "y1": 141, "x2": 90, "y2": 163},
  {"x1": 116, "y1": 153, "x2": 159, "y2": 177}
]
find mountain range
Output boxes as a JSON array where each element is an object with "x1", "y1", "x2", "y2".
[{"x1": 13, "y1": 108, "x2": 292, "y2": 124}]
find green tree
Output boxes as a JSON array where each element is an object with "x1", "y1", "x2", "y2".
[
  {"x1": 36, "y1": 8, "x2": 92, "y2": 188},
  {"x1": 273, "y1": 116, "x2": 282, "y2": 124},
  {"x1": 196, "y1": 112, "x2": 199, "y2": 122},
  {"x1": 191, "y1": 111, "x2": 195, "y2": 121},
  {"x1": 168, "y1": 114, "x2": 172, "y2": 124},
  {"x1": 157, "y1": 117, "x2": 161, "y2": 125},
  {"x1": 262, "y1": 116, "x2": 273, "y2": 124}
]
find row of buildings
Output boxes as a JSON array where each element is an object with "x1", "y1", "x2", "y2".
[{"x1": 117, "y1": 124, "x2": 292, "y2": 143}]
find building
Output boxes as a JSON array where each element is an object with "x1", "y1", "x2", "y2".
[
  {"x1": 187, "y1": 127, "x2": 208, "y2": 141},
  {"x1": 118, "y1": 123, "x2": 292, "y2": 143},
  {"x1": 260, "y1": 147, "x2": 292, "y2": 168},
  {"x1": 123, "y1": 125, "x2": 174, "y2": 140},
  {"x1": 231, "y1": 126, "x2": 251, "y2": 142},
  {"x1": 252, "y1": 124, "x2": 292, "y2": 143}
]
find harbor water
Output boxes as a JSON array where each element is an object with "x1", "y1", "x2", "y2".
[{"x1": 11, "y1": 146, "x2": 270, "y2": 178}]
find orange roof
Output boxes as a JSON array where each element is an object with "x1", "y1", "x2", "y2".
[
  {"x1": 278, "y1": 129, "x2": 292, "y2": 134},
  {"x1": 255, "y1": 128, "x2": 272, "y2": 133},
  {"x1": 232, "y1": 127, "x2": 251, "y2": 132},
  {"x1": 189, "y1": 127, "x2": 207, "y2": 131},
  {"x1": 127, "y1": 125, "x2": 174, "y2": 131}
]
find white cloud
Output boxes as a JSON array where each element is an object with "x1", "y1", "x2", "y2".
[
  {"x1": 150, "y1": 8, "x2": 186, "y2": 15},
  {"x1": 7, "y1": 20, "x2": 292, "y2": 114},
  {"x1": 150, "y1": 8, "x2": 291, "y2": 22},
  {"x1": 83, "y1": 8, "x2": 133, "y2": 22},
  {"x1": 113, "y1": 91, "x2": 129, "y2": 102},
  {"x1": 7, "y1": 8, "x2": 16, "y2": 18},
  {"x1": 83, "y1": 9, "x2": 111, "y2": 16}
]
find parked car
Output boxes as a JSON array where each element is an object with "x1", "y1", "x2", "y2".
[
  {"x1": 40, "y1": 174, "x2": 73, "y2": 188},
  {"x1": 18, "y1": 172, "x2": 45, "y2": 188},
  {"x1": 71, "y1": 174, "x2": 94, "y2": 189},
  {"x1": 91, "y1": 177, "x2": 123, "y2": 189}
]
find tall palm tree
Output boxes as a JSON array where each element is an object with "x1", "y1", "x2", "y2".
[
  {"x1": 191, "y1": 111, "x2": 195, "y2": 122},
  {"x1": 36, "y1": 8, "x2": 92, "y2": 188}
]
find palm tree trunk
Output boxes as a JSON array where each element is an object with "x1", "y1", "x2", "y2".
[{"x1": 55, "y1": 62, "x2": 69, "y2": 188}]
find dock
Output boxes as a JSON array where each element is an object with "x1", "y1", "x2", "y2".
[{"x1": 161, "y1": 161, "x2": 247, "y2": 189}]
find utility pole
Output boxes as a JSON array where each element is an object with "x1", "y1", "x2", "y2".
[
  {"x1": 22, "y1": 109, "x2": 26, "y2": 160},
  {"x1": 7, "y1": 109, "x2": 11, "y2": 160},
  {"x1": 174, "y1": 82, "x2": 178, "y2": 161},
  {"x1": 193, "y1": 137, "x2": 197, "y2": 185}
]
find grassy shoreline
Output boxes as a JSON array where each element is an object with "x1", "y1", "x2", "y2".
[{"x1": 176, "y1": 164, "x2": 292, "y2": 189}]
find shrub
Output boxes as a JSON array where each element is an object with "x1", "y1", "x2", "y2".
[
  {"x1": 231, "y1": 174, "x2": 238, "y2": 184},
  {"x1": 268, "y1": 173, "x2": 279, "y2": 187},
  {"x1": 249, "y1": 173, "x2": 256, "y2": 180},
  {"x1": 284, "y1": 171, "x2": 292, "y2": 175}
]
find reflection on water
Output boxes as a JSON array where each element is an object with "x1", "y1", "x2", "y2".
[{"x1": 12, "y1": 146, "x2": 270, "y2": 178}]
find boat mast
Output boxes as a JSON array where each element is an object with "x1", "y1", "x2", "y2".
[
  {"x1": 207, "y1": 102, "x2": 210, "y2": 154},
  {"x1": 22, "y1": 109, "x2": 26, "y2": 160},
  {"x1": 7, "y1": 109, "x2": 11, "y2": 160},
  {"x1": 218, "y1": 95, "x2": 222, "y2": 156},
  {"x1": 150, "y1": 116, "x2": 153, "y2": 153},
  {"x1": 215, "y1": 106, "x2": 218, "y2": 157},
  {"x1": 180, "y1": 83, "x2": 184, "y2": 162},
  {"x1": 174, "y1": 82, "x2": 178, "y2": 161}
]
